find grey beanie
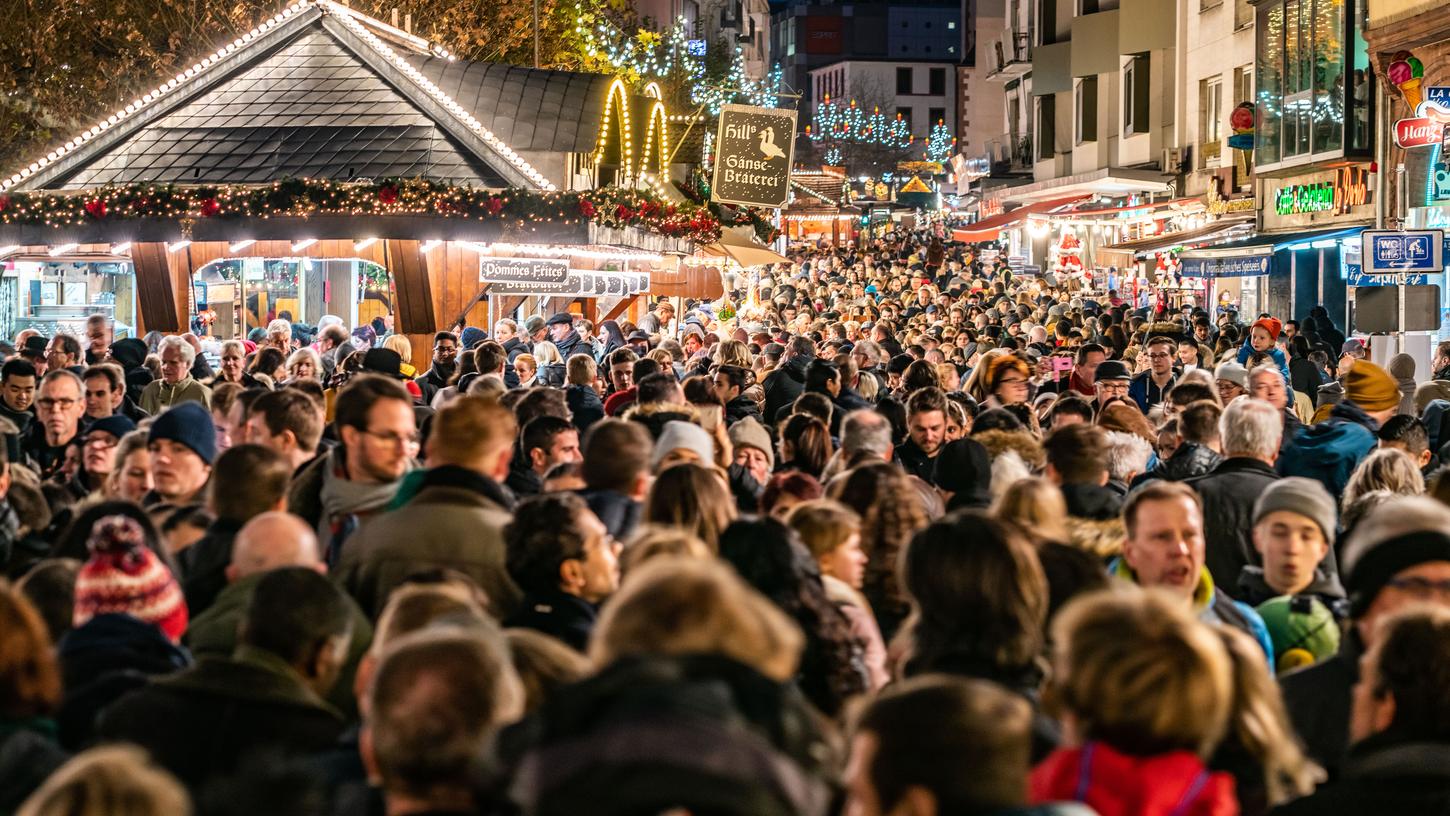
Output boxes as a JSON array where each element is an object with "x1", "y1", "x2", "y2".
[
  {"x1": 1215, "y1": 361, "x2": 1249, "y2": 390},
  {"x1": 651, "y1": 420, "x2": 715, "y2": 471},
  {"x1": 1253, "y1": 477, "x2": 1337, "y2": 546},
  {"x1": 727, "y1": 416, "x2": 774, "y2": 471}
]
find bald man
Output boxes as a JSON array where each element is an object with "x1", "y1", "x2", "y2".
[{"x1": 185, "y1": 511, "x2": 373, "y2": 714}]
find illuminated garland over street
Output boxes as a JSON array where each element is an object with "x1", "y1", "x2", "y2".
[
  {"x1": 924, "y1": 120, "x2": 955, "y2": 163},
  {"x1": 0, "y1": 179, "x2": 723, "y2": 243},
  {"x1": 806, "y1": 96, "x2": 912, "y2": 148}
]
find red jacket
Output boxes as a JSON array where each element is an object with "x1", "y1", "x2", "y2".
[
  {"x1": 1030, "y1": 743, "x2": 1239, "y2": 816},
  {"x1": 603, "y1": 387, "x2": 638, "y2": 417}
]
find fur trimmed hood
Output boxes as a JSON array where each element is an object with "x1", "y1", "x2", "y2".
[{"x1": 973, "y1": 429, "x2": 1045, "y2": 469}]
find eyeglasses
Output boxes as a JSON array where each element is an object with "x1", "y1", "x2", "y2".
[
  {"x1": 36, "y1": 397, "x2": 78, "y2": 410},
  {"x1": 434, "y1": 345, "x2": 458, "y2": 355},
  {"x1": 1386, "y1": 576, "x2": 1450, "y2": 600},
  {"x1": 1147, "y1": 352, "x2": 1173, "y2": 360},
  {"x1": 997, "y1": 377, "x2": 1028, "y2": 386},
  {"x1": 363, "y1": 428, "x2": 419, "y2": 448}
]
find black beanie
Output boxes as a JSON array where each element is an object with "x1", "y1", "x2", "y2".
[
  {"x1": 933, "y1": 438, "x2": 992, "y2": 510},
  {"x1": 1345, "y1": 530, "x2": 1450, "y2": 618}
]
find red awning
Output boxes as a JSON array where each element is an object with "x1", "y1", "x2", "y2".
[{"x1": 952, "y1": 194, "x2": 1090, "y2": 242}]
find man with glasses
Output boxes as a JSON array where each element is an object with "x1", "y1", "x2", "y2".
[
  {"x1": 414, "y1": 330, "x2": 459, "y2": 404},
  {"x1": 70, "y1": 414, "x2": 136, "y2": 498},
  {"x1": 337, "y1": 394, "x2": 522, "y2": 620},
  {"x1": 1129, "y1": 336, "x2": 1178, "y2": 414},
  {"x1": 26, "y1": 370, "x2": 86, "y2": 479},
  {"x1": 1091, "y1": 359, "x2": 1132, "y2": 413},
  {"x1": 45, "y1": 334, "x2": 83, "y2": 376},
  {"x1": 290, "y1": 374, "x2": 415, "y2": 570}
]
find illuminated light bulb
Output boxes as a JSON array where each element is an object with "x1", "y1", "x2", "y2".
[{"x1": 291, "y1": 238, "x2": 317, "y2": 251}]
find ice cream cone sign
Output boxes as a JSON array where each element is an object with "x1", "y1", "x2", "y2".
[{"x1": 1389, "y1": 51, "x2": 1426, "y2": 110}]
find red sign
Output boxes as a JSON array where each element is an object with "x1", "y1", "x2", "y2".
[
  {"x1": 1397, "y1": 116, "x2": 1442, "y2": 148},
  {"x1": 804, "y1": 17, "x2": 842, "y2": 55}
]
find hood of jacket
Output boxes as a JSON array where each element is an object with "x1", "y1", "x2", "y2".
[
  {"x1": 1236, "y1": 564, "x2": 1347, "y2": 608},
  {"x1": 973, "y1": 428, "x2": 1045, "y2": 470},
  {"x1": 1030, "y1": 742, "x2": 1237, "y2": 816},
  {"x1": 1061, "y1": 482, "x2": 1122, "y2": 521},
  {"x1": 622, "y1": 400, "x2": 700, "y2": 440}
]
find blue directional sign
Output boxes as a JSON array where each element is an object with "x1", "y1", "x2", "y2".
[
  {"x1": 1345, "y1": 263, "x2": 1433, "y2": 287},
  {"x1": 1364, "y1": 229, "x2": 1444, "y2": 273}
]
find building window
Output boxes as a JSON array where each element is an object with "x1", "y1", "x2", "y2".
[
  {"x1": 1255, "y1": 0, "x2": 1356, "y2": 166},
  {"x1": 929, "y1": 107, "x2": 946, "y2": 129},
  {"x1": 786, "y1": 16, "x2": 796, "y2": 57},
  {"x1": 948, "y1": 20, "x2": 956, "y2": 29},
  {"x1": 897, "y1": 107, "x2": 914, "y2": 131},
  {"x1": 1234, "y1": 65, "x2": 1252, "y2": 106},
  {"x1": 897, "y1": 67, "x2": 914, "y2": 94},
  {"x1": 1234, "y1": 0, "x2": 1254, "y2": 29},
  {"x1": 1123, "y1": 54, "x2": 1150, "y2": 135},
  {"x1": 1037, "y1": 97, "x2": 1056, "y2": 160},
  {"x1": 1201, "y1": 76, "x2": 1223, "y2": 143},
  {"x1": 930, "y1": 68, "x2": 946, "y2": 95},
  {"x1": 1080, "y1": 0, "x2": 1100, "y2": 12},
  {"x1": 1076, "y1": 77, "x2": 1098, "y2": 143},
  {"x1": 1038, "y1": 0, "x2": 1058, "y2": 45}
]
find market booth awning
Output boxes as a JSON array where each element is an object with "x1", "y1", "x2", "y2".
[
  {"x1": 951, "y1": 194, "x2": 1088, "y2": 242},
  {"x1": 698, "y1": 227, "x2": 790, "y2": 268},
  {"x1": 1178, "y1": 227, "x2": 1363, "y2": 277},
  {"x1": 0, "y1": 0, "x2": 715, "y2": 339},
  {"x1": 1096, "y1": 217, "x2": 1255, "y2": 269}
]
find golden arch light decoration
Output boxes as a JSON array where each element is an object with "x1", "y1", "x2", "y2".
[
  {"x1": 594, "y1": 77, "x2": 635, "y2": 180},
  {"x1": 638, "y1": 99, "x2": 670, "y2": 179}
]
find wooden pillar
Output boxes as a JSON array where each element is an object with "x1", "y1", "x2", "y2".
[
  {"x1": 131, "y1": 242, "x2": 184, "y2": 333},
  {"x1": 383, "y1": 239, "x2": 437, "y2": 334}
]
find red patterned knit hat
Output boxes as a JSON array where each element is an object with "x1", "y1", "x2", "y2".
[{"x1": 73, "y1": 515, "x2": 188, "y2": 642}]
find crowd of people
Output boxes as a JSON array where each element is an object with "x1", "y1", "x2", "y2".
[{"x1": 5, "y1": 227, "x2": 1450, "y2": 816}]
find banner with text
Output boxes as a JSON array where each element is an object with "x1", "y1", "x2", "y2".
[
  {"x1": 479, "y1": 257, "x2": 570, "y2": 284},
  {"x1": 711, "y1": 104, "x2": 797, "y2": 209}
]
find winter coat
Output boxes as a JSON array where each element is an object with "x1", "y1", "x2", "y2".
[
  {"x1": 0, "y1": 718, "x2": 67, "y2": 816},
  {"x1": 335, "y1": 465, "x2": 522, "y2": 621},
  {"x1": 762, "y1": 354, "x2": 813, "y2": 421},
  {"x1": 894, "y1": 438, "x2": 939, "y2": 485},
  {"x1": 1238, "y1": 338, "x2": 1293, "y2": 386},
  {"x1": 1128, "y1": 370, "x2": 1176, "y2": 414},
  {"x1": 579, "y1": 487, "x2": 641, "y2": 541},
  {"x1": 503, "y1": 337, "x2": 529, "y2": 388},
  {"x1": 1143, "y1": 441, "x2": 1224, "y2": 483},
  {"x1": 1414, "y1": 379, "x2": 1450, "y2": 415},
  {"x1": 1290, "y1": 358, "x2": 1321, "y2": 407},
  {"x1": 1110, "y1": 559, "x2": 1274, "y2": 660},
  {"x1": 1185, "y1": 457, "x2": 1282, "y2": 590},
  {"x1": 499, "y1": 653, "x2": 836, "y2": 816},
  {"x1": 1062, "y1": 483, "x2": 1126, "y2": 557},
  {"x1": 1031, "y1": 742, "x2": 1239, "y2": 816},
  {"x1": 623, "y1": 400, "x2": 699, "y2": 442},
  {"x1": 96, "y1": 647, "x2": 344, "y2": 791},
  {"x1": 55, "y1": 613, "x2": 191, "y2": 750},
  {"x1": 1236, "y1": 564, "x2": 1347, "y2": 612},
  {"x1": 504, "y1": 590, "x2": 598, "y2": 653},
  {"x1": 566, "y1": 384, "x2": 605, "y2": 433},
  {"x1": 552, "y1": 329, "x2": 587, "y2": 362},
  {"x1": 176, "y1": 517, "x2": 243, "y2": 618},
  {"x1": 724, "y1": 395, "x2": 762, "y2": 426},
  {"x1": 184, "y1": 572, "x2": 373, "y2": 718},
  {"x1": 1281, "y1": 636, "x2": 1361, "y2": 774},
  {"x1": 1277, "y1": 401, "x2": 1379, "y2": 500},
  {"x1": 138, "y1": 376, "x2": 212, "y2": 415},
  {"x1": 1271, "y1": 735, "x2": 1450, "y2": 816}
]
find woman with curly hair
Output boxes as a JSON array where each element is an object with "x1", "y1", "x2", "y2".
[
  {"x1": 828, "y1": 461, "x2": 927, "y2": 640},
  {"x1": 718, "y1": 517, "x2": 869, "y2": 715}
]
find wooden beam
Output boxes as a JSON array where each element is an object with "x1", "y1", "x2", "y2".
[
  {"x1": 601, "y1": 295, "x2": 637, "y2": 324},
  {"x1": 383, "y1": 239, "x2": 437, "y2": 334},
  {"x1": 131, "y1": 242, "x2": 182, "y2": 332}
]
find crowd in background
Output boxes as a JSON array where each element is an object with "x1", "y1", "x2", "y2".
[{"x1": 4, "y1": 225, "x2": 1450, "y2": 816}]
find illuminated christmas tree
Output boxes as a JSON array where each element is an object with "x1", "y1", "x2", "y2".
[{"x1": 924, "y1": 120, "x2": 955, "y2": 163}]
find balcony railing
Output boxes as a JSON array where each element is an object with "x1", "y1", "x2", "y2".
[{"x1": 985, "y1": 30, "x2": 1032, "y2": 81}]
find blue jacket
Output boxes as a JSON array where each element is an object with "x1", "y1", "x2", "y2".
[
  {"x1": 1237, "y1": 337, "x2": 1292, "y2": 385},
  {"x1": 1128, "y1": 370, "x2": 1175, "y2": 414},
  {"x1": 1277, "y1": 401, "x2": 1379, "y2": 498}
]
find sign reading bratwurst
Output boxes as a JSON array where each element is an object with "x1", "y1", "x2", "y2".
[{"x1": 711, "y1": 103, "x2": 797, "y2": 209}]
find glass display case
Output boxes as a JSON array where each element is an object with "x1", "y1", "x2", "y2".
[{"x1": 1, "y1": 259, "x2": 136, "y2": 340}]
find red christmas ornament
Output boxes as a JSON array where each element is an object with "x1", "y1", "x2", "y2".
[
  {"x1": 377, "y1": 185, "x2": 399, "y2": 205},
  {"x1": 199, "y1": 198, "x2": 220, "y2": 217},
  {"x1": 487, "y1": 196, "x2": 503, "y2": 215},
  {"x1": 84, "y1": 199, "x2": 107, "y2": 219}
]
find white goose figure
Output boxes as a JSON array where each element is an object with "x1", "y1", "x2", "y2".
[{"x1": 758, "y1": 127, "x2": 787, "y2": 160}]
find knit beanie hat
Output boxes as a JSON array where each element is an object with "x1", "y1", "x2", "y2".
[
  {"x1": 1214, "y1": 361, "x2": 1249, "y2": 389},
  {"x1": 109, "y1": 337, "x2": 148, "y2": 369},
  {"x1": 1256, "y1": 595, "x2": 1340, "y2": 675},
  {"x1": 727, "y1": 416, "x2": 774, "y2": 471},
  {"x1": 1344, "y1": 530, "x2": 1450, "y2": 617},
  {"x1": 148, "y1": 401, "x2": 217, "y2": 465},
  {"x1": 652, "y1": 420, "x2": 716, "y2": 471},
  {"x1": 459, "y1": 326, "x2": 488, "y2": 349},
  {"x1": 933, "y1": 438, "x2": 992, "y2": 509},
  {"x1": 1344, "y1": 360, "x2": 1401, "y2": 413},
  {"x1": 74, "y1": 515, "x2": 188, "y2": 642},
  {"x1": 1252, "y1": 317, "x2": 1282, "y2": 341},
  {"x1": 1253, "y1": 477, "x2": 1336, "y2": 547}
]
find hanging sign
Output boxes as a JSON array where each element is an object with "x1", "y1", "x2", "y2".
[
  {"x1": 1226, "y1": 102, "x2": 1255, "y2": 151},
  {"x1": 711, "y1": 104, "x2": 797, "y2": 209},
  {"x1": 479, "y1": 257, "x2": 569, "y2": 284},
  {"x1": 487, "y1": 271, "x2": 650, "y2": 297},
  {"x1": 1363, "y1": 229, "x2": 1444, "y2": 273}
]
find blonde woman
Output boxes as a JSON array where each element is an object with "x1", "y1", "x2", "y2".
[
  {"x1": 381, "y1": 334, "x2": 417, "y2": 377},
  {"x1": 284, "y1": 347, "x2": 322, "y2": 383}
]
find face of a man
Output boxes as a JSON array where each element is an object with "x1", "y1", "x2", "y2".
[
  {"x1": 1252, "y1": 510, "x2": 1329, "y2": 596},
  {"x1": 1095, "y1": 378, "x2": 1129, "y2": 405},
  {"x1": 344, "y1": 398, "x2": 417, "y2": 483},
  {"x1": 1250, "y1": 371, "x2": 1288, "y2": 411},
  {"x1": 573, "y1": 509, "x2": 619, "y2": 604},
  {"x1": 734, "y1": 446, "x2": 770, "y2": 485},
  {"x1": 1358, "y1": 561, "x2": 1450, "y2": 648},
  {"x1": 713, "y1": 374, "x2": 740, "y2": 404},
  {"x1": 46, "y1": 339, "x2": 76, "y2": 371},
  {"x1": 548, "y1": 322, "x2": 572, "y2": 343},
  {"x1": 908, "y1": 409, "x2": 946, "y2": 458},
  {"x1": 148, "y1": 439, "x2": 210, "y2": 502},
  {"x1": 159, "y1": 345, "x2": 189, "y2": 384},
  {"x1": 1147, "y1": 343, "x2": 1175, "y2": 376},
  {"x1": 3, "y1": 374, "x2": 36, "y2": 413},
  {"x1": 433, "y1": 338, "x2": 458, "y2": 368},
  {"x1": 611, "y1": 364, "x2": 635, "y2": 392},
  {"x1": 83, "y1": 431, "x2": 120, "y2": 477},
  {"x1": 1123, "y1": 495, "x2": 1205, "y2": 600},
  {"x1": 532, "y1": 429, "x2": 581, "y2": 475},
  {"x1": 36, "y1": 377, "x2": 84, "y2": 444},
  {"x1": 83, "y1": 375, "x2": 122, "y2": 419},
  {"x1": 1076, "y1": 351, "x2": 1104, "y2": 384},
  {"x1": 87, "y1": 322, "x2": 111, "y2": 353}
]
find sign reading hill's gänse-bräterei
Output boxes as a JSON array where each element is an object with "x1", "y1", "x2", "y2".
[{"x1": 711, "y1": 104, "x2": 797, "y2": 209}]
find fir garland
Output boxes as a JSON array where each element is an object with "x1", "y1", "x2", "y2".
[{"x1": 0, "y1": 178, "x2": 723, "y2": 244}]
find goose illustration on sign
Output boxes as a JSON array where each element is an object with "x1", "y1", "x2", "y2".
[{"x1": 712, "y1": 103, "x2": 797, "y2": 208}]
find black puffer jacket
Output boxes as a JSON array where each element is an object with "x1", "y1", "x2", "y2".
[{"x1": 762, "y1": 355, "x2": 812, "y2": 421}]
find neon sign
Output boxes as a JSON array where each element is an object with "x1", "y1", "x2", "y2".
[{"x1": 1274, "y1": 167, "x2": 1370, "y2": 216}]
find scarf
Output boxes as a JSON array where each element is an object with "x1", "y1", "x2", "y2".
[{"x1": 318, "y1": 449, "x2": 401, "y2": 565}]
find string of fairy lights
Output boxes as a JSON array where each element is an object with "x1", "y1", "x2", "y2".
[
  {"x1": 0, "y1": 179, "x2": 723, "y2": 243},
  {"x1": 806, "y1": 95, "x2": 913, "y2": 149},
  {"x1": 924, "y1": 121, "x2": 955, "y2": 163}
]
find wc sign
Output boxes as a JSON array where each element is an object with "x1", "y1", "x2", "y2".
[
  {"x1": 711, "y1": 104, "x2": 798, "y2": 209},
  {"x1": 1364, "y1": 229, "x2": 1444, "y2": 273}
]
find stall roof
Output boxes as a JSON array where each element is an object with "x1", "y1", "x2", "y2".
[
  {"x1": 1177, "y1": 226, "x2": 1364, "y2": 259},
  {"x1": 951, "y1": 194, "x2": 1087, "y2": 242},
  {"x1": 2, "y1": 0, "x2": 620, "y2": 192},
  {"x1": 1100, "y1": 217, "x2": 1254, "y2": 259}
]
